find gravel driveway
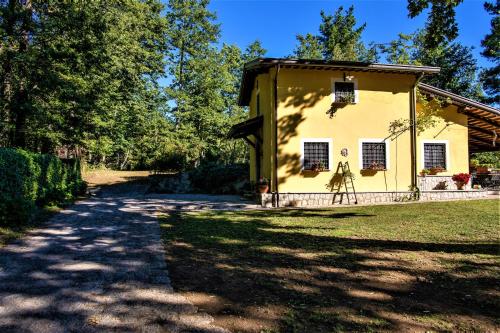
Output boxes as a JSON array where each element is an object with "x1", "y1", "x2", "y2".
[{"x1": 0, "y1": 189, "x2": 256, "y2": 332}]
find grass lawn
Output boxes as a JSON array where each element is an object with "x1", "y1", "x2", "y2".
[
  {"x1": 160, "y1": 199, "x2": 500, "y2": 333},
  {"x1": 83, "y1": 169, "x2": 151, "y2": 188}
]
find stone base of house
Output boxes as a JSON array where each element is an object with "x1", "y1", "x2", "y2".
[
  {"x1": 260, "y1": 190, "x2": 487, "y2": 208},
  {"x1": 417, "y1": 175, "x2": 471, "y2": 190}
]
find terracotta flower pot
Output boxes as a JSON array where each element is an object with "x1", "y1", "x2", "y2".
[
  {"x1": 476, "y1": 166, "x2": 489, "y2": 174},
  {"x1": 258, "y1": 185, "x2": 269, "y2": 193},
  {"x1": 456, "y1": 181, "x2": 465, "y2": 190}
]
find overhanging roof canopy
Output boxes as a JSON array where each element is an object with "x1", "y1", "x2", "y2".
[
  {"x1": 238, "y1": 58, "x2": 441, "y2": 106},
  {"x1": 418, "y1": 83, "x2": 500, "y2": 153},
  {"x1": 227, "y1": 115, "x2": 263, "y2": 139}
]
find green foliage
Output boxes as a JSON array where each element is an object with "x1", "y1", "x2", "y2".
[
  {"x1": 0, "y1": 149, "x2": 39, "y2": 223},
  {"x1": 471, "y1": 152, "x2": 500, "y2": 168},
  {"x1": 243, "y1": 40, "x2": 267, "y2": 62},
  {"x1": 293, "y1": 6, "x2": 377, "y2": 62},
  {"x1": 164, "y1": 0, "x2": 264, "y2": 169},
  {"x1": 0, "y1": 148, "x2": 84, "y2": 225},
  {"x1": 294, "y1": 33, "x2": 323, "y2": 59},
  {"x1": 0, "y1": 0, "x2": 169, "y2": 167},
  {"x1": 380, "y1": 30, "x2": 483, "y2": 100},
  {"x1": 480, "y1": 1, "x2": 499, "y2": 105},
  {"x1": 413, "y1": 33, "x2": 484, "y2": 100},
  {"x1": 378, "y1": 33, "x2": 414, "y2": 64},
  {"x1": 188, "y1": 162, "x2": 249, "y2": 194},
  {"x1": 407, "y1": 0, "x2": 463, "y2": 49},
  {"x1": 388, "y1": 89, "x2": 449, "y2": 140}
]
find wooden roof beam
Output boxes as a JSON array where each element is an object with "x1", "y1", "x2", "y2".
[
  {"x1": 469, "y1": 136, "x2": 498, "y2": 147},
  {"x1": 460, "y1": 108, "x2": 500, "y2": 127},
  {"x1": 468, "y1": 124, "x2": 499, "y2": 137}
]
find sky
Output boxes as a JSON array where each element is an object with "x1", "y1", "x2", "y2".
[{"x1": 205, "y1": 0, "x2": 493, "y2": 68}]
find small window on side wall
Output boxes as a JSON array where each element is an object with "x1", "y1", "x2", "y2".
[
  {"x1": 361, "y1": 142, "x2": 387, "y2": 170},
  {"x1": 302, "y1": 140, "x2": 331, "y2": 171},
  {"x1": 256, "y1": 93, "x2": 260, "y2": 115},
  {"x1": 334, "y1": 81, "x2": 355, "y2": 103},
  {"x1": 424, "y1": 143, "x2": 447, "y2": 169}
]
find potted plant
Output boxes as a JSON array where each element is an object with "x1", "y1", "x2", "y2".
[
  {"x1": 470, "y1": 158, "x2": 479, "y2": 171},
  {"x1": 256, "y1": 177, "x2": 269, "y2": 193},
  {"x1": 420, "y1": 169, "x2": 430, "y2": 177},
  {"x1": 429, "y1": 165, "x2": 445, "y2": 175},
  {"x1": 334, "y1": 91, "x2": 356, "y2": 104},
  {"x1": 476, "y1": 164, "x2": 492, "y2": 174},
  {"x1": 310, "y1": 160, "x2": 326, "y2": 172},
  {"x1": 368, "y1": 161, "x2": 385, "y2": 171},
  {"x1": 451, "y1": 173, "x2": 471, "y2": 190}
]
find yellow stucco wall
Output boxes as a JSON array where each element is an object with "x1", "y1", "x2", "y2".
[
  {"x1": 247, "y1": 68, "x2": 470, "y2": 193},
  {"x1": 249, "y1": 72, "x2": 275, "y2": 186},
  {"x1": 276, "y1": 69, "x2": 415, "y2": 192},
  {"x1": 416, "y1": 104, "x2": 469, "y2": 175}
]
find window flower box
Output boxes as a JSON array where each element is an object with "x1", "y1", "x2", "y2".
[
  {"x1": 333, "y1": 91, "x2": 356, "y2": 104},
  {"x1": 365, "y1": 162, "x2": 386, "y2": 171},
  {"x1": 429, "y1": 166, "x2": 446, "y2": 175}
]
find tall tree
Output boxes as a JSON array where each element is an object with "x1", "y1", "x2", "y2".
[
  {"x1": 380, "y1": 31, "x2": 483, "y2": 100},
  {"x1": 165, "y1": 0, "x2": 220, "y2": 122},
  {"x1": 413, "y1": 32, "x2": 483, "y2": 99},
  {"x1": 294, "y1": 33, "x2": 323, "y2": 59},
  {"x1": 379, "y1": 33, "x2": 414, "y2": 64},
  {"x1": 480, "y1": 0, "x2": 499, "y2": 105},
  {"x1": 0, "y1": 0, "x2": 168, "y2": 168},
  {"x1": 243, "y1": 40, "x2": 267, "y2": 62},
  {"x1": 293, "y1": 6, "x2": 376, "y2": 62},
  {"x1": 407, "y1": 0, "x2": 463, "y2": 49}
]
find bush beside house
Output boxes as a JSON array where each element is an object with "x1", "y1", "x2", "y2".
[{"x1": 0, "y1": 148, "x2": 85, "y2": 225}]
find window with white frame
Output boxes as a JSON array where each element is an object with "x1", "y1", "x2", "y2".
[
  {"x1": 301, "y1": 139, "x2": 332, "y2": 170},
  {"x1": 423, "y1": 143, "x2": 447, "y2": 169},
  {"x1": 359, "y1": 139, "x2": 389, "y2": 170},
  {"x1": 332, "y1": 77, "x2": 359, "y2": 103}
]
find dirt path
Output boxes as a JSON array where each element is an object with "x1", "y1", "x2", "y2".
[{"x1": 0, "y1": 186, "x2": 246, "y2": 333}]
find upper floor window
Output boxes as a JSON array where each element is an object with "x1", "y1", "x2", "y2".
[
  {"x1": 424, "y1": 143, "x2": 447, "y2": 169},
  {"x1": 359, "y1": 139, "x2": 390, "y2": 170},
  {"x1": 332, "y1": 78, "x2": 358, "y2": 104},
  {"x1": 301, "y1": 139, "x2": 332, "y2": 171},
  {"x1": 335, "y1": 82, "x2": 355, "y2": 103}
]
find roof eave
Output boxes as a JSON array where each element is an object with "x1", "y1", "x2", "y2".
[
  {"x1": 238, "y1": 58, "x2": 441, "y2": 106},
  {"x1": 418, "y1": 83, "x2": 500, "y2": 115}
]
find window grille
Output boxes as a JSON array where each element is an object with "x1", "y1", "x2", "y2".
[
  {"x1": 362, "y1": 142, "x2": 386, "y2": 169},
  {"x1": 303, "y1": 142, "x2": 329, "y2": 170},
  {"x1": 424, "y1": 143, "x2": 446, "y2": 169},
  {"x1": 334, "y1": 82, "x2": 355, "y2": 103}
]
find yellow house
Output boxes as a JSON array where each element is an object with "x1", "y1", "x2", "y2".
[{"x1": 229, "y1": 58, "x2": 500, "y2": 207}]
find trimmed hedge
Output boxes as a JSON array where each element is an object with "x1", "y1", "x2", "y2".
[{"x1": 0, "y1": 148, "x2": 85, "y2": 225}]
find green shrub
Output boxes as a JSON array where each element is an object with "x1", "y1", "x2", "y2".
[
  {"x1": 189, "y1": 162, "x2": 249, "y2": 194},
  {"x1": 471, "y1": 152, "x2": 500, "y2": 168},
  {"x1": 0, "y1": 149, "x2": 40, "y2": 224},
  {"x1": 0, "y1": 148, "x2": 85, "y2": 225}
]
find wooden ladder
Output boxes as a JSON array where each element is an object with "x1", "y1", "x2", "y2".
[{"x1": 332, "y1": 161, "x2": 358, "y2": 205}]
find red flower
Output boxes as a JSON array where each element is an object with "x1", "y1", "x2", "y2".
[{"x1": 451, "y1": 173, "x2": 471, "y2": 184}]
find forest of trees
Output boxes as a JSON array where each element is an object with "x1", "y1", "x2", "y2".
[{"x1": 0, "y1": 0, "x2": 497, "y2": 170}]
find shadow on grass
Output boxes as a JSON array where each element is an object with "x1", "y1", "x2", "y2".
[{"x1": 161, "y1": 209, "x2": 499, "y2": 332}]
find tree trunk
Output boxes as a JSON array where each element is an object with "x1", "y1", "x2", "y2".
[
  {"x1": 12, "y1": 0, "x2": 32, "y2": 148},
  {"x1": 1, "y1": 0, "x2": 17, "y2": 146}
]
